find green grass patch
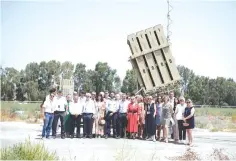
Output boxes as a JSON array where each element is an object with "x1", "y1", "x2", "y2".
[
  {"x1": 195, "y1": 107, "x2": 236, "y2": 117},
  {"x1": 1, "y1": 101, "x2": 40, "y2": 112},
  {"x1": 0, "y1": 138, "x2": 59, "y2": 160},
  {"x1": 195, "y1": 107, "x2": 236, "y2": 132},
  {"x1": 1, "y1": 101, "x2": 41, "y2": 122}
]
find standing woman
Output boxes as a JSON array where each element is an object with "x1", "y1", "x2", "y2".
[
  {"x1": 172, "y1": 97, "x2": 180, "y2": 142},
  {"x1": 137, "y1": 95, "x2": 145, "y2": 139},
  {"x1": 127, "y1": 96, "x2": 140, "y2": 139},
  {"x1": 155, "y1": 95, "x2": 163, "y2": 141},
  {"x1": 175, "y1": 96, "x2": 186, "y2": 144},
  {"x1": 145, "y1": 96, "x2": 156, "y2": 142},
  {"x1": 183, "y1": 99, "x2": 195, "y2": 146},
  {"x1": 160, "y1": 95, "x2": 173, "y2": 143},
  {"x1": 96, "y1": 94, "x2": 106, "y2": 138}
]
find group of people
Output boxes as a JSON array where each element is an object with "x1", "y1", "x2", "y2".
[{"x1": 40, "y1": 88, "x2": 195, "y2": 146}]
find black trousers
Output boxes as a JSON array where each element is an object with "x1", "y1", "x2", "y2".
[
  {"x1": 70, "y1": 114, "x2": 82, "y2": 136},
  {"x1": 178, "y1": 120, "x2": 186, "y2": 140},
  {"x1": 145, "y1": 114, "x2": 156, "y2": 136},
  {"x1": 83, "y1": 113, "x2": 93, "y2": 136},
  {"x1": 105, "y1": 112, "x2": 118, "y2": 136},
  {"x1": 52, "y1": 111, "x2": 65, "y2": 137},
  {"x1": 117, "y1": 113, "x2": 127, "y2": 137}
]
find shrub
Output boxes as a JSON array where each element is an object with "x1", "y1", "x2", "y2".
[{"x1": 0, "y1": 138, "x2": 59, "y2": 160}]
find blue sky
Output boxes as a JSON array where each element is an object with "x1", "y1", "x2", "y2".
[{"x1": 1, "y1": 0, "x2": 236, "y2": 80}]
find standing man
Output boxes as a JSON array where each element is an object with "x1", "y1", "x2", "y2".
[
  {"x1": 69, "y1": 92, "x2": 84, "y2": 138},
  {"x1": 41, "y1": 91, "x2": 56, "y2": 139},
  {"x1": 40, "y1": 88, "x2": 56, "y2": 112},
  {"x1": 117, "y1": 94, "x2": 129, "y2": 139},
  {"x1": 91, "y1": 91, "x2": 99, "y2": 137},
  {"x1": 79, "y1": 91, "x2": 86, "y2": 104},
  {"x1": 105, "y1": 93, "x2": 120, "y2": 139},
  {"x1": 52, "y1": 90, "x2": 68, "y2": 139},
  {"x1": 82, "y1": 93, "x2": 96, "y2": 138}
]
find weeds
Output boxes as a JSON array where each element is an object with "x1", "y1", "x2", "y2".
[
  {"x1": 166, "y1": 148, "x2": 201, "y2": 161},
  {"x1": 210, "y1": 148, "x2": 230, "y2": 160},
  {"x1": 0, "y1": 138, "x2": 59, "y2": 160}
]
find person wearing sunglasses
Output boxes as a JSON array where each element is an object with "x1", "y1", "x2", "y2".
[
  {"x1": 183, "y1": 99, "x2": 195, "y2": 146},
  {"x1": 41, "y1": 91, "x2": 56, "y2": 139}
]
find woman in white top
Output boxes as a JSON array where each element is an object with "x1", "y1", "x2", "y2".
[{"x1": 174, "y1": 96, "x2": 187, "y2": 144}]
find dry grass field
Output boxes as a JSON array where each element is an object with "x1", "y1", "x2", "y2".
[{"x1": 1, "y1": 101, "x2": 236, "y2": 132}]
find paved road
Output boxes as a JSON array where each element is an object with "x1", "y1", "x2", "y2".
[{"x1": 1, "y1": 122, "x2": 236, "y2": 160}]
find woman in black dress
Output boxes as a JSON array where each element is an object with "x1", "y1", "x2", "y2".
[
  {"x1": 183, "y1": 99, "x2": 195, "y2": 146},
  {"x1": 145, "y1": 96, "x2": 156, "y2": 142}
]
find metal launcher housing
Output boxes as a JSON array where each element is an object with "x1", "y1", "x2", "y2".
[{"x1": 127, "y1": 24, "x2": 181, "y2": 95}]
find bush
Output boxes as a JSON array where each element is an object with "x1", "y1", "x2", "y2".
[{"x1": 0, "y1": 138, "x2": 59, "y2": 160}]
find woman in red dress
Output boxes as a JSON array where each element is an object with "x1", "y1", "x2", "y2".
[{"x1": 127, "y1": 96, "x2": 140, "y2": 139}]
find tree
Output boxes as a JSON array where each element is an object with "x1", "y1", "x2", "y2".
[
  {"x1": 61, "y1": 61, "x2": 74, "y2": 79},
  {"x1": 1, "y1": 60, "x2": 236, "y2": 106},
  {"x1": 82, "y1": 69, "x2": 96, "y2": 92},
  {"x1": 73, "y1": 63, "x2": 86, "y2": 91},
  {"x1": 38, "y1": 61, "x2": 49, "y2": 91},
  {"x1": 46, "y1": 60, "x2": 61, "y2": 86},
  {"x1": 93, "y1": 62, "x2": 118, "y2": 93},
  {"x1": 121, "y1": 69, "x2": 138, "y2": 94},
  {"x1": 1, "y1": 67, "x2": 20, "y2": 100}
]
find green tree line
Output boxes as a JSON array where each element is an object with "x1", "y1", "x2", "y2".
[{"x1": 1, "y1": 60, "x2": 236, "y2": 106}]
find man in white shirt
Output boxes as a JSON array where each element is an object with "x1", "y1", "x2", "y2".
[
  {"x1": 52, "y1": 90, "x2": 68, "y2": 139},
  {"x1": 69, "y1": 93, "x2": 84, "y2": 138},
  {"x1": 79, "y1": 91, "x2": 86, "y2": 104},
  {"x1": 117, "y1": 94, "x2": 129, "y2": 139},
  {"x1": 41, "y1": 92, "x2": 55, "y2": 139},
  {"x1": 105, "y1": 93, "x2": 120, "y2": 139},
  {"x1": 82, "y1": 93, "x2": 96, "y2": 138},
  {"x1": 175, "y1": 96, "x2": 187, "y2": 143},
  {"x1": 40, "y1": 88, "x2": 56, "y2": 112}
]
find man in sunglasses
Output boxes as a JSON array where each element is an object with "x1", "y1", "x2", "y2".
[
  {"x1": 41, "y1": 90, "x2": 56, "y2": 139},
  {"x1": 52, "y1": 90, "x2": 68, "y2": 139},
  {"x1": 40, "y1": 88, "x2": 56, "y2": 110}
]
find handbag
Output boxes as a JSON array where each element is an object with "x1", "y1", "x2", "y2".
[{"x1": 183, "y1": 121, "x2": 189, "y2": 126}]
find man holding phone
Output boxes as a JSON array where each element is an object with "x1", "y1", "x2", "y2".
[{"x1": 52, "y1": 90, "x2": 68, "y2": 139}]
